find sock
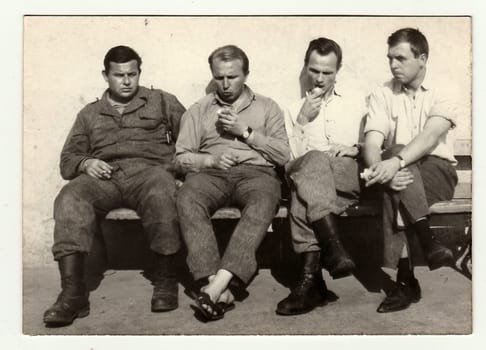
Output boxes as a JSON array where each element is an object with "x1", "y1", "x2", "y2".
[{"x1": 396, "y1": 258, "x2": 414, "y2": 285}]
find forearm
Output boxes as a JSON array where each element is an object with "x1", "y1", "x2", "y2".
[
  {"x1": 397, "y1": 132, "x2": 440, "y2": 166},
  {"x1": 362, "y1": 143, "x2": 382, "y2": 167},
  {"x1": 246, "y1": 130, "x2": 290, "y2": 166},
  {"x1": 60, "y1": 153, "x2": 91, "y2": 180},
  {"x1": 175, "y1": 152, "x2": 214, "y2": 173}
]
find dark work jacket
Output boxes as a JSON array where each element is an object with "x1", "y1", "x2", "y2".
[{"x1": 60, "y1": 86, "x2": 186, "y2": 180}]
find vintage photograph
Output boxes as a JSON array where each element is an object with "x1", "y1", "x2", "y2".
[{"x1": 22, "y1": 16, "x2": 471, "y2": 335}]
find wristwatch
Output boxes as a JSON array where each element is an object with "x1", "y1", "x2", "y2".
[
  {"x1": 241, "y1": 126, "x2": 253, "y2": 140},
  {"x1": 395, "y1": 155, "x2": 406, "y2": 169}
]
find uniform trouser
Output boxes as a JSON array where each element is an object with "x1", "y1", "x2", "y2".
[
  {"x1": 52, "y1": 162, "x2": 181, "y2": 260},
  {"x1": 176, "y1": 165, "x2": 281, "y2": 284},
  {"x1": 286, "y1": 150, "x2": 361, "y2": 254},
  {"x1": 381, "y1": 145, "x2": 458, "y2": 267}
]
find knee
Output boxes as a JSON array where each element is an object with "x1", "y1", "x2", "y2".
[
  {"x1": 382, "y1": 144, "x2": 405, "y2": 160},
  {"x1": 176, "y1": 184, "x2": 202, "y2": 214},
  {"x1": 53, "y1": 185, "x2": 91, "y2": 220},
  {"x1": 303, "y1": 150, "x2": 330, "y2": 164},
  {"x1": 246, "y1": 186, "x2": 281, "y2": 214}
]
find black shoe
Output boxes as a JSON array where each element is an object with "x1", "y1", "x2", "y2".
[
  {"x1": 414, "y1": 219, "x2": 454, "y2": 270},
  {"x1": 43, "y1": 253, "x2": 90, "y2": 327},
  {"x1": 276, "y1": 272, "x2": 328, "y2": 316},
  {"x1": 426, "y1": 240, "x2": 454, "y2": 270},
  {"x1": 150, "y1": 253, "x2": 178, "y2": 312},
  {"x1": 312, "y1": 215, "x2": 355, "y2": 279},
  {"x1": 376, "y1": 278, "x2": 421, "y2": 313}
]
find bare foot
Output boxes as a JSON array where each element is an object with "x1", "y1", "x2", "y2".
[{"x1": 199, "y1": 270, "x2": 233, "y2": 315}]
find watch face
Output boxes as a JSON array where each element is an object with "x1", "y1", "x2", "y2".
[{"x1": 400, "y1": 160, "x2": 406, "y2": 169}]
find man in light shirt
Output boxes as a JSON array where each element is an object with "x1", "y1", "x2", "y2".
[
  {"x1": 363, "y1": 28, "x2": 457, "y2": 313},
  {"x1": 276, "y1": 38, "x2": 367, "y2": 316},
  {"x1": 176, "y1": 45, "x2": 289, "y2": 321}
]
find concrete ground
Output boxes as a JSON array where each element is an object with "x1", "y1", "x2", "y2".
[{"x1": 23, "y1": 266, "x2": 471, "y2": 335}]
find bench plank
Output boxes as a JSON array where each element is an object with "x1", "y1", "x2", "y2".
[{"x1": 105, "y1": 198, "x2": 471, "y2": 221}]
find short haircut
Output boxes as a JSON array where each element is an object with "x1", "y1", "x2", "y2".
[
  {"x1": 304, "y1": 37, "x2": 343, "y2": 69},
  {"x1": 103, "y1": 45, "x2": 142, "y2": 72},
  {"x1": 387, "y1": 28, "x2": 429, "y2": 58},
  {"x1": 208, "y1": 45, "x2": 249, "y2": 75}
]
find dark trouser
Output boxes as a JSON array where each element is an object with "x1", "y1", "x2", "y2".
[
  {"x1": 381, "y1": 145, "x2": 458, "y2": 267},
  {"x1": 52, "y1": 160, "x2": 180, "y2": 260},
  {"x1": 176, "y1": 165, "x2": 281, "y2": 284},
  {"x1": 287, "y1": 150, "x2": 361, "y2": 253}
]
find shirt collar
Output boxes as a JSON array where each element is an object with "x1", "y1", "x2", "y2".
[
  {"x1": 392, "y1": 76, "x2": 429, "y2": 95},
  {"x1": 211, "y1": 85, "x2": 256, "y2": 111},
  {"x1": 99, "y1": 86, "x2": 149, "y2": 115}
]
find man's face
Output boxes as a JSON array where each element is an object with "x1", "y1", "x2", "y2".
[
  {"x1": 305, "y1": 50, "x2": 339, "y2": 96},
  {"x1": 102, "y1": 60, "x2": 140, "y2": 103},
  {"x1": 211, "y1": 58, "x2": 248, "y2": 104},
  {"x1": 387, "y1": 42, "x2": 426, "y2": 86}
]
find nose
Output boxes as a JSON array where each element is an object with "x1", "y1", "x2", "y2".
[
  {"x1": 122, "y1": 75, "x2": 130, "y2": 85},
  {"x1": 390, "y1": 58, "x2": 399, "y2": 70},
  {"x1": 316, "y1": 73, "x2": 324, "y2": 84},
  {"x1": 223, "y1": 77, "x2": 229, "y2": 90}
]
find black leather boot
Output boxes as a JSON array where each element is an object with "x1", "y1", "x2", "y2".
[
  {"x1": 413, "y1": 219, "x2": 454, "y2": 270},
  {"x1": 313, "y1": 214, "x2": 355, "y2": 279},
  {"x1": 43, "y1": 253, "x2": 90, "y2": 327},
  {"x1": 151, "y1": 253, "x2": 178, "y2": 312},
  {"x1": 276, "y1": 251, "x2": 328, "y2": 316}
]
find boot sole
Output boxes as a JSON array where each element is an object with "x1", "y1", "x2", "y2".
[
  {"x1": 44, "y1": 307, "x2": 90, "y2": 328},
  {"x1": 376, "y1": 293, "x2": 421, "y2": 313},
  {"x1": 151, "y1": 304, "x2": 178, "y2": 312},
  {"x1": 276, "y1": 299, "x2": 328, "y2": 316}
]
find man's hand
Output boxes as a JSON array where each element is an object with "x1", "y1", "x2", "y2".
[
  {"x1": 206, "y1": 152, "x2": 239, "y2": 170},
  {"x1": 82, "y1": 159, "x2": 114, "y2": 180},
  {"x1": 296, "y1": 88, "x2": 324, "y2": 125},
  {"x1": 387, "y1": 168, "x2": 414, "y2": 191},
  {"x1": 217, "y1": 109, "x2": 247, "y2": 137},
  {"x1": 326, "y1": 143, "x2": 359, "y2": 158},
  {"x1": 365, "y1": 157, "x2": 401, "y2": 187}
]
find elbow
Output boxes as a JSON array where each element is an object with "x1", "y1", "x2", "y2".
[{"x1": 60, "y1": 167, "x2": 75, "y2": 181}]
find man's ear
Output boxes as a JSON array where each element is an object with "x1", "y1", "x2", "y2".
[
  {"x1": 244, "y1": 70, "x2": 249, "y2": 81},
  {"x1": 102, "y1": 70, "x2": 108, "y2": 82},
  {"x1": 419, "y1": 53, "x2": 428, "y2": 67}
]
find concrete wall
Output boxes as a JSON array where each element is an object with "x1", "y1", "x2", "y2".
[{"x1": 23, "y1": 16, "x2": 471, "y2": 267}]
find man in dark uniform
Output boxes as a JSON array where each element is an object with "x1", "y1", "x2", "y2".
[{"x1": 43, "y1": 45, "x2": 186, "y2": 327}]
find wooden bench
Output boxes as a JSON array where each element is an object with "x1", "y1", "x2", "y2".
[
  {"x1": 106, "y1": 139, "x2": 471, "y2": 220},
  {"x1": 103, "y1": 139, "x2": 471, "y2": 275}
]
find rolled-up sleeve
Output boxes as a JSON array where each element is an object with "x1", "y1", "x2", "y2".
[
  {"x1": 246, "y1": 101, "x2": 290, "y2": 166},
  {"x1": 365, "y1": 88, "x2": 390, "y2": 139},
  {"x1": 60, "y1": 113, "x2": 91, "y2": 180},
  {"x1": 428, "y1": 91, "x2": 458, "y2": 129}
]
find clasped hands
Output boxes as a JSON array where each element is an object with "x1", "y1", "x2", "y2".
[{"x1": 364, "y1": 157, "x2": 414, "y2": 191}]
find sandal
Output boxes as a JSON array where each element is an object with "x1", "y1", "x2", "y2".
[{"x1": 194, "y1": 292, "x2": 234, "y2": 321}]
